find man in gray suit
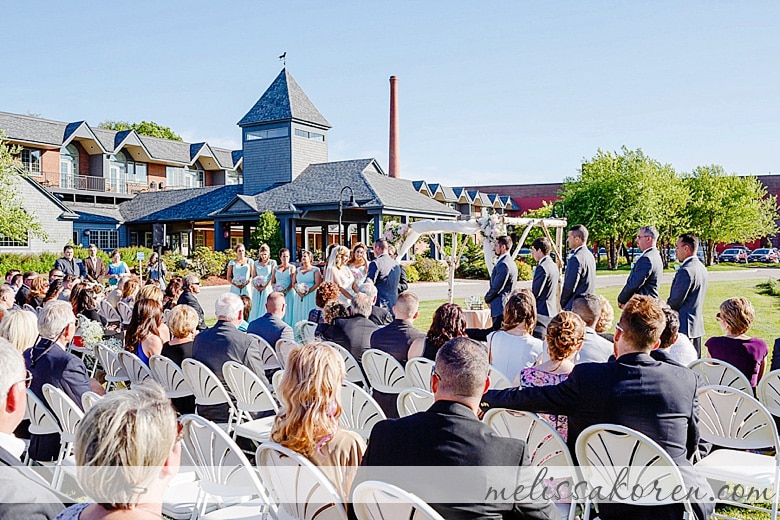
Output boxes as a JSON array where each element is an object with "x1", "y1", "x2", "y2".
[
  {"x1": 618, "y1": 225, "x2": 664, "y2": 308},
  {"x1": 668, "y1": 233, "x2": 709, "y2": 356},
  {"x1": 367, "y1": 239, "x2": 402, "y2": 312},
  {"x1": 247, "y1": 292, "x2": 293, "y2": 347},
  {"x1": 531, "y1": 237, "x2": 559, "y2": 335},
  {"x1": 484, "y1": 235, "x2": 518, "y2": 330},
  {"x1": 53, "y1": 244, "x2": 85, "y2": 278},
  {"x1": 560, "y1": 224, "x2": 596, "y2": 311}
]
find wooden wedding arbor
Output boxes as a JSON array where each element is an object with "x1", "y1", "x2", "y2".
[{"x1": 395, "y1": 216, "x2": 568, "y2": 302}]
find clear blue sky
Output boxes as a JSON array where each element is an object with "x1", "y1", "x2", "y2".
[{"x1": 2, "y1": 1, "x2": 779, "y2": 186}]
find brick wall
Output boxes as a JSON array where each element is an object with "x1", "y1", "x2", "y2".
[
  {"x1": 40, "y1": 149, "x2": 59, "y2": 186},
  {"x1": 148, "y1": 163, "x2": 166, "y2": 186},
  {"x1": 77, "y1": 142, "x2": 90, "y2": 175}
]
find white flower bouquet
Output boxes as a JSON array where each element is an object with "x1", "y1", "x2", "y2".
[
  {"x1": 252, "y1": 275, "x2": 268, "y2": 290},
  {"x1": 233, "y1": 274, "x2": 247, "y2": 286},
  {"x1": 80, "y1": 319, "x2": 104, "y2": 350},
  {"x1": 295, "y1": 282, "x2": 309, "y2": 300},
  {"x1": 477, "y1": 215, "x2": 507, "y2": 244}
]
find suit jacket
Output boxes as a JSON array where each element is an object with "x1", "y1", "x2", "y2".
[
  {"x1": 178, "y1": 290, "x2": 207, "y2": 330},
  {"x1": 617, "y1": 246, "x2": 663, "y2": 304},
  {"x1": 560, "y1": 245, "x2": 596, "y2": 311},
  {"x1": 370, "y1": 319, "x2": 425, "y2": 365},
  {"x1": 25, "y1": 338, "x2": 91, "y2": 461},
  {"x1": 83, "y1": 256, "x2": 106, "y2": 283},
  {"x1": 53, "y1": 257, "x2": 85, "y2": 278},
  {"x1": 369, "y1": 305, "x2": 393, "y2": 327},
  {"x1": 15, "y1": 285, "x2": 30, "y2": 308},
  {"x1": 246, "y1": 313, "x2": 293, "y2": 347},
  {"x1": 484, "y1": 254, "x2": 517, "y2": 318},
  {"x1": 0, "y1": 445, "x2": 66, "y2": 519},
  {"x1": 357, "y1": 400, "x2": 558, "y2": 520},
  {"x1": 367, "y1": 254, "x2": 401, "y2": 311},
  {"x1": 322, "y1": 314, "x2": 379, "y2": 367},
  {"x1": 531, "y1": 256, "x2": 558, "y2": 318},
  {"x1": 667, "y1": 256, "x2": 708, "y2": 338}
]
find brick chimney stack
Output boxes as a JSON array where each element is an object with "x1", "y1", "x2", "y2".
[{"x1": 388, "y1": 75, "x2": 400, "y2": 178}]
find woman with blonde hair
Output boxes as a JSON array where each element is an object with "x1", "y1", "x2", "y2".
[
  {"x1": 485, "y1": 289, "x2": 544, "y2": 382},
  {"x1": 0, "y1": 309, "x2": 39, "y2": 353},
  {"x1": 251, "y1": 243, "x2": 276, "y2": 322},
  {"x1": 594, "y1": 294, "x2": 615, "y2": 342},
  {"x1": 518, "y1": 311, "x2": 585, "y2": 440},
  {"x1": 271, "y1": 342, "x2": 365, "y2": 500},
  {"x1": 56, "y1": 383, "x2": 182, "y2": 519},
  {"x1": 706, "y1": 296, "x2": 768, "y2": 388},
  {"x1": 346, "y1": 242, "x2": 369, "y2": 286},
  {"x1": 324, "y1": 245, "x2": 356, "y2": 304}
]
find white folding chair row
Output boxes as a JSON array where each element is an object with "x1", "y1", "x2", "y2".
[
  {"x1": 99, "y1": 299, "x2": 121, "y2": 326},
  {"x1": 362, "y1": 349, "x2": 409, "y2": 394},
  {"x1": 24, "y1": 389, "x2": 60, "y2": 465},
  {"x1": 323, "y1": 341, "x2": 370, "y2": 389},
  {"x1": 181, "y1": 359, "x2": 237, "y2": 434},
  {"x1": 275, "y1": 338, "x2": 301, "y2": 368},
  {"x1": 117, "y1": 350, "x2": 155, "y2": 387},
  {"x1": 397, "y1": 388, "x2": 434, "y2": 418},
  {"x1": 223, "y1": 361, "x2": 279, "y2": 444},
  {"x1": 149, "y1": 355, "x2": 195, "y2": 399},
  {"x1": 405, "y1": 357, "x2": 434, "y2": 392},
  {"x1": 117, "y1": 300, "x2": 133, "y2": 328},
  {"x1": 688, "y1": 357, "x2": 752, "y2": 393},
  {"x1": 340, "y1": 381, "x2": 386, "y2": 440},
  {"x1": 352, "y1": 480, "x2": 444, "y2": 520},
  {"x1": 81, "y1": 391, "x2": 103, "y2": 411},
  {"x1": 94, "y1": 343, "x2": 129, "y2": 391},
  {"x1": 41, "y1": 384, "x2": 84, "y2": 490},
  {"x1": 757, "y1": 368, "x2": 780, "y2": 417},
  {"x1": 247, "y1": 333, "x2": 282, "y2": 371}
]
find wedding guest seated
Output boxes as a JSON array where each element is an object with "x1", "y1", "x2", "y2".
[
  {"x1": 59, "y1": 274, "x2": 80, "y2": 302},
  {"x1": 0, "y1": 285, "x2": 15, "y2": 311},
  {"x1": 238, "y1": 295, "x2": 252, "y2": 332},
  {"x1": 315, "y1": 300, "x2": 349, "y2": 338},
  {"x1": 72, "y1": 284, "x2": 107, "y2": 325},
  {"x1": 124, "y1": 299, "x2": 165, "y2": 365},
  {"x1": 163, "y1": 277, "x2": 183, "y2": 311},
  {"x1": 178, "y1": 274, "x2": 206, "y2": 331},
  {"x1": 309, "y1": 281, "x2": 340, "y2": 324},
  {"x1": 138, "y1": 285, "x2": 170, "y2": 343},
  {"x1": 595, "y1": 294, "x2": 615, "y2": 342},
  {"x1": 706, "y1": 296, "x2": 768, "y2": 388},
  {"x1": 105, "y1": 274, "x2": 131, "y2": 309},
  {"x1": 571, "y1": 294, "x2": 613, "y2": 364},
  {"x1": 56, "y1": 383, "x2": 182, "y2": 520},
  {"x1": 42, "y1": 279, "x2": 64, "y2": 306},
  {"x1": 271, "y1": 342, "x2": 365, "y2": 501},
  {"x1": 247, "y1": 292, "x2": 294, "y2": 346},
  {"x1": 358, "y1": 281, "x2": 393, "y2": 326},
  {"x1": 658, "y1": 305, "x2": 698, "y2": 367},
  {"x1": 369, "y1": 292, "x2": 425, "y2": 365},
  {"x1": 0, "y1": 309, "x2": 39, "y2": 353},
  {"x1": 25, "y1": 275, "x2": 48, "y2": 308},
  {"x1": 161, "y1": 304, "x2": 198, "y2": 414},
  {"x1": 119, "y1": 278, "x2": 140, "y2": 307},
  {"x1": 321, "y1": 293, "x2": 378, "y2": 368},
  {"x1": 408, "y1": 303, "x2": 467, "y2": 361},
  {"x1": 517, "y1": 311, "x2": 584, "y2": 440},
  {"x1": 486, "y1": 289, "x2": 543, "y2": 383}
]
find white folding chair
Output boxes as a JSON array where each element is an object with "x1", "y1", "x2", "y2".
[
  {"x1": 162, "y1": 308, "x2": 172, "y2": 325},
  {"x1": 695, "y1": 385, "x2": 780, "y2": 520},
  {"x1": 69, "y1": 314, "x2": 99, "y2": 376},
  {"x1": 324, "y1": 341, "x2": 370, "y2": 389},
  {"x1": 223, "y1": 361, "x2": 279, "y2": 443},
  {"x1": 149, "y1": 355, "x2": 194, "y2": 399},
  {"x1": 117, "y1": 300, "x2": 133, "y2": 328},
  {"x1": 24, "y1": 389, "x2": 60, "y2": 465},
  {"x1": 397, "y1": 388, "x2": 434, "y2": 418},
  {"x1": 256, "y1": 442, "x2": 348, "y2": 520},
  {"x1": 484, "y1": 408, "x2": 578, "y2": 520},
  {"x1": 362, "y1": 349, "x2": 410, "y2": 396},
  {"x1": 340, "y1": 381, "x2": 386, "y2": 440},
  {"x1": 298, "y1": 320, "x2": 317, "y2": 344},
  {"x1": 180, "y1": 414, "x2": 273, "y2": 519},
  {"x1": 352, "y1": 480, "x2": 445, "y2": 520},
  {"x1": 181, "y1": 359, "x2": 237, "y2": 433},
  {"x1": 99, "y1": 299, "x2": 121, "y2": 326},
  {"x1": 94, "y1": 343, "x2": 129, "y2": 391},
  {"x1": 688, "y1": 357, "x2": 752, "y2": 393},
  {"x1": 576, "y1": 423, "x2": 698, "y2": 520},
  {"x1": 405, "y1": 357, "x2": 435, "y2": 392},
  {"x1": 42, "y1": 384, "x2": 84, "y2": 489},
  {"x1": 275, "y1": 338, "x2": 301, "y2": 368},
  {"x1": 271, "y1": 369, "x2": 285, "y2": 394},
  {"x1": 488, "y1": 366, "x2": 512, "y2": 390},
  {"x1": 23, "y1": 303, "x2": 39, "y2": 315},
  {"x1": 117, "y1": 350, "x2": 155, "y2": 387},
  {"x1": 757, "y1": 369, "x2": 780, "y2": 417},
  {"x1": 80, "y1": 391, "x2": 103, "y2": 411},
  {"x1": 247, "y1": 333, "x2": 282, "y2": 372}
]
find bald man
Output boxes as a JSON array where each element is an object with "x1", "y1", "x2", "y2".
[{"x1": 247, "y1": 291, "x2": 293, "y2": 346}]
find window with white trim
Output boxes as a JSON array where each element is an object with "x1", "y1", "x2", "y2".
[
  {"x1": 0, "y1": 233, "x2": 28, "y2": 247},
  {"x1": 91, "y1": 230, "x2": 118, "y2": 250},
  {"x1": 245, "y1": 127, "x2": 288, "y2": 141},
  {"x1": 21, "y1": 149, "x2": 41, "y2": 174}
]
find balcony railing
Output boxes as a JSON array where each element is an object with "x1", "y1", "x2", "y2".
[{"x1": 60, "y1": 172, "x2": 106, "y2": 192}]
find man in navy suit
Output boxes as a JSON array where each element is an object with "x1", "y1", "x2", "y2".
[
  {"x1": 617, "y1": 225, "x2": 663, "y2": 307},
  {"x1": 247, "y1": 292, "x2": 293, "y2": 347},
  {"x1": 668, "y1": 233, "x2": 709, "y2": 356},
  {"x1": 485, "y1": 235, "x2": 518, "y2": 330},
  {"x1": 560, "y1": 225, "x2": 596, "y2": 311},
  {"x1": 367, "y1": 239, "x2": 402, "y2": 313},
  {"x1": 53, "y1": 244, "x2": 85, "y2": 278},
  {"x1": 357, "y1": 337, "x2": 558, "y2": 519},
  {"x1": 482, "y1": 295, "x2": 713, "y2": 520},
  {"x1": 0, "y1": 339, "x2": 66, "y2": 518},
  {"x1": 531, "y1": 237, "x2": 559, "y2": 337},
  {"x1": 25, "y1": 300, "x2": 105, "y2": 461}
]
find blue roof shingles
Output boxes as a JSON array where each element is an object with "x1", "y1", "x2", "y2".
[
  {"x1": 120, "y1": 185, "x2": 243, "y2": 223},
  {"x1": 238, "y1": 69, "x2": 330, "y2": 129}
]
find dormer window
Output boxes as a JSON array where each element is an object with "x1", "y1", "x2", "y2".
[
  {"x1": 245, "y1": 128, "x2": 288, "y2": 141},
  {"x1": 21, "y1": 149, "x2": 41, "y2": 174}
]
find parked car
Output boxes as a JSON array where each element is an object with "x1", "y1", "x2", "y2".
[
  {"x1": 517, "y1": 248, "x2": 532, "y2": 257},
  {"x1": 718, "y1": 248, "x2": 749, "y2": 263},
  {"x1": 663, "y1": 248, "x2": 677, "y2": 262},
  {"x1": 747, "y1": 248, "x2": 780, "y2": 263}
]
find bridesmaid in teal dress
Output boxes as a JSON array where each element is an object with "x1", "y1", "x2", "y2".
[
  {"x1": 292, "y1": 250, "x2": 322, "y2": 326},
  {"x1": 273, "y1": 248, "x2": 296, "y2": 325},
  {"x1": 250, "y1": 244, "x2": 276, "y2": 322},
  {"x1": 227, "y1": 243, "x2": 254, "y2": 298}
]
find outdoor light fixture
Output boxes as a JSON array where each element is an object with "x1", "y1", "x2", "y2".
[{"x1": 338, "y1": 186, "x2": 359, "y2": 246}]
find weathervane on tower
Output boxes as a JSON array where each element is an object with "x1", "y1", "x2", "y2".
[{"x1": 279, "y1": 52, "x2": 286, "y2": 66}]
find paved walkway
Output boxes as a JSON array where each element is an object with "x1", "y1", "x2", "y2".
[{"x1": 197, "y1": 268, "x2": 780, "y2": 318}]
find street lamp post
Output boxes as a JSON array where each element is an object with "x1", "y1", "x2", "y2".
[{"x1": 338, "y1": 186, "x2": 359, "y2": 246}]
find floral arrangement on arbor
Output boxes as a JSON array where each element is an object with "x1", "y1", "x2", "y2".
[
  {"x1": 382, "y1": 221, "x2": 410, "y2": 247},
  {"x1": 477, "y1": 215, "x2": 507, "y2": 244}
]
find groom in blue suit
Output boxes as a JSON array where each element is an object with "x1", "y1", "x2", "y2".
[{"x1": 484, "y1": 235, "x2": 518, "y2": 330}]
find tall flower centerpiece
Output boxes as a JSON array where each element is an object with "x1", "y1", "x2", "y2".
[{"x1": 477, "y1": 215, "x2": 507, "y2": 244}]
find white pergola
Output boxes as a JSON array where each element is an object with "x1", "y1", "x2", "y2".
[{"x1": 396, "y1": 216, "x2": 568, "y2": 302}]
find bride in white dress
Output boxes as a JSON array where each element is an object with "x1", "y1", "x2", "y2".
[{"x1": 324, "y1": 245, "x2": 356, "y2": 304}]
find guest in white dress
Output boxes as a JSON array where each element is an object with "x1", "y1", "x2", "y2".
[
  {"x1": 486, "y1": 289, "x2": 544, "y2": 382},
  {"x1": 324, "y1": 245, "x2": 356, "y2": 304},
  {"x1": 347, "y1": 242, "x2": 369, "y2": 287},
  {"x1": 250, "y1": 243, "x2": 276, "y2": 322},
  {"x1": 273, "y1": 248, "x2": 296, "y2": 325},
  {"x1": 227, "y1": 242, "x2": 255, "y2": 298}
]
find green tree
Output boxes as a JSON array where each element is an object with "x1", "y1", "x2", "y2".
[
  {"x1": 98, "y1": 120, "x2": 182, "y2": 141},
  {"x1": 561, "y1": 147, "x2": 677, "y2": 270},
  {"x1": 0, "y1": 131, "x2": 47, "y2": 242},
  {"x1": 250, "y1": 211, "x2": 284, "y2": 258},
  {"x1": 685, "y1": 165, "x2": 778, "y2": 265}
]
